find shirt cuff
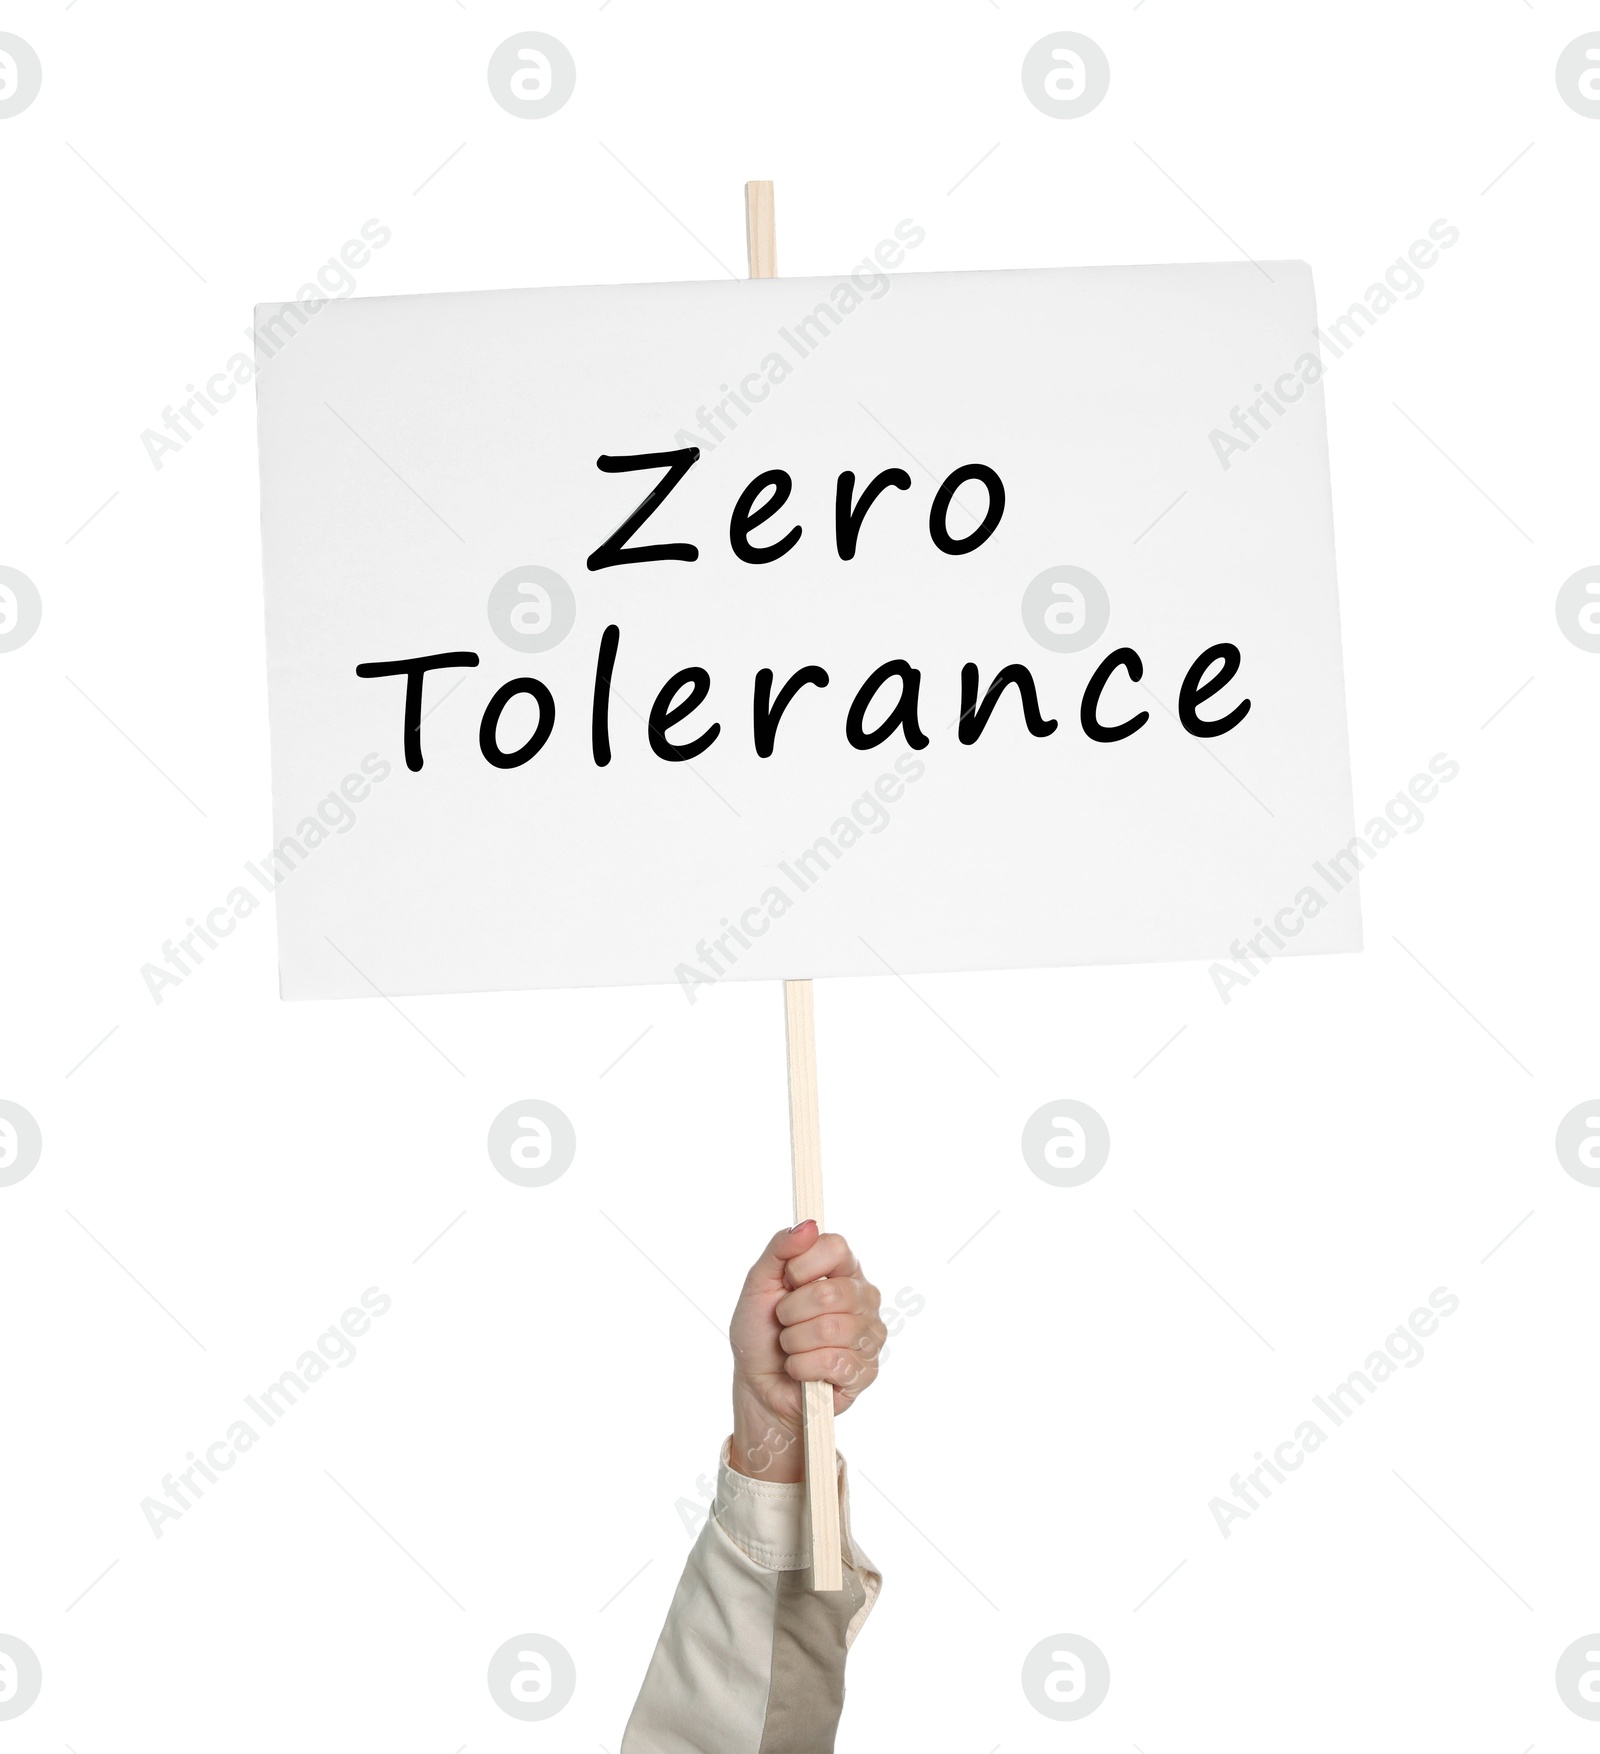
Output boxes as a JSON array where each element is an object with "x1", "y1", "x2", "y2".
[{"x1": 714, "y1": 1438, "x2": 834, "y2": 1571}]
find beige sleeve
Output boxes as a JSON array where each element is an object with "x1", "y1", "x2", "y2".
[{"x1": 620, "y1": 1443, "x2": 881, "y2": 1754}]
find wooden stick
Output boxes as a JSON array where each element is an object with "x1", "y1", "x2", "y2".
[
  {"x1": 783, "y1": 978, "x2": 844, "y2": 1591},
  {"x1": 745, "y1": 178, "x2": 777, "y2": 278},
  {"x1": 746, "y1": 177, "x2": 842, "y2": 1592}
]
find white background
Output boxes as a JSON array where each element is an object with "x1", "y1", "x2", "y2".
[{"x1": 1, "y1": 4, "x2": 1596, "y2": 1750}]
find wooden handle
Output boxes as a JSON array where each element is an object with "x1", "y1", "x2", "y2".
[
  {"x1": 744, "y1": 179, "x2": 777, "y2": 278},
  {"x1": 748, "y1": 179, "x2": 841, "y2": 1592},
  {"x1": 783, "y1": 978, "x2": 844, "y2": 1591}
]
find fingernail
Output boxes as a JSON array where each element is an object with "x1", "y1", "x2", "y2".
[{"x1": 789, "y1": 1218, "x2": 815, "y2": 1233}]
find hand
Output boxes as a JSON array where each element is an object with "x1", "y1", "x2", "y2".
[{"x1": 727, "y1": 1221, "x2": 886, "y2": 1482}]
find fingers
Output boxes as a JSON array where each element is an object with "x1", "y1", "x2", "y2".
[
  {"x1": 746, "y1": 1227, "x2": 886, "y2": 1412},
  {"x1": 785, "y1": 1342, "x2": 881, "y2": 1403},
  {"x1": 783, "y1": 1229, "x2": 857, "y2": 1289},
  {"x1": 775, "y1": 1273, "x2": 876, "y2": 1328},
  {"x1": 776, "y1": 1246, "x2": 886, "y2": 1407},
  {"x1": 742, "y1": 1219, "x2": 820, "y2": 1295},
  {"x1": 778, "y1": 1309, "x2": 884, "y2": 1357}
]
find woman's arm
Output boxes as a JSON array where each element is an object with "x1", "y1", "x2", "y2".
[{"x1": 622, "y1": 1221, "x2": 886, "y2": 1754}]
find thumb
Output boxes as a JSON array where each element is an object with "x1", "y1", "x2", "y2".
[{"x1": 743, "y1": 1219, "x2": 818, "y2": 1293}]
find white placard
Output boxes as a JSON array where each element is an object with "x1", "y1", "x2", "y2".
[{"x1": 256, "y1": 261, "x2": 1359, "y2": 1000}]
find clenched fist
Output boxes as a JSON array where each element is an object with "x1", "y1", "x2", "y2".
[{"x1": 728, "y1": 1221, "x2": 886, "y2": 1482}]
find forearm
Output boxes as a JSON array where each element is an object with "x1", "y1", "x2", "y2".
[
  {"x1": 621, "y1": 1444, "x2": 880, "y2": 1754},
  {"x1": 730, "y1": 1389, "x2": 806, "y2": 1484}
]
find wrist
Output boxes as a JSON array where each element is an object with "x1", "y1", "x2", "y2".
[{"x1": 729, "y1": 1389, "x2": 805, "y2": 1483}]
